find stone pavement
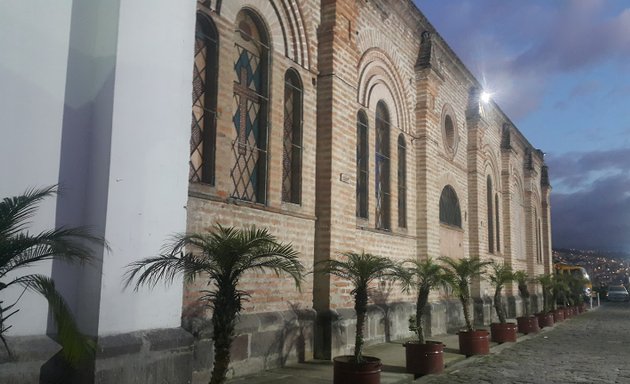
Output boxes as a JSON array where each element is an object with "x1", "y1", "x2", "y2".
[{"x1": 228, "y1": 303, "x2": 630, "y2": 384}]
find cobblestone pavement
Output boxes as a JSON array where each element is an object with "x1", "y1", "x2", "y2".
[{"x1": 418, "y1": 303, "x2": 630, "y2": 384}]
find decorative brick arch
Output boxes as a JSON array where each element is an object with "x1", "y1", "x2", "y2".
[
  {"x1": 482, "y1": 145, "x2": 501, "y2": 192},
  {"x1": 221, "y1": 0, "x2": 312, "y2": 69},
  {"x1": 357, "y1": 48, "x2": 410, "y2": 133}
]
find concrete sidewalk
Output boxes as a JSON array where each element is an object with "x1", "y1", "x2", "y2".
[{"x1": 226, "y1": 318, "x2": 564, "y2": 384}]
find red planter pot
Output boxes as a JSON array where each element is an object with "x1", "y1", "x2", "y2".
[
  {"x1": 578, "y1": 303, "x2": 587, "y2": 313},
  {"x1": 404, "y1": 341, "x2": 444, "y2": 377},
  {"x1": 563, "y1": 307, "x2": 572, "y2": 319},
  {"x1": 516, "y1": 316, "x2": 540, "y2": 334},
  {"x1": 333, "y1": 355, "x2": 382, "y2": 384},
  {"x1": 490, "y1": 322, "x2": 518, "y2": 343},
  {"x1": 458, "y1": 329, "x2": 490, "y2": 357},
  {"x1": 553, "y1": 309, "x2": 565, "y2": 322},
  {"x1": 536, "y1": 312, "x2": 554, "y2": 328}
]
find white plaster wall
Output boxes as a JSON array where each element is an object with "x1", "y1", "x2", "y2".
[
  {"x1": 96, "y1": 0, "x2": 196, "y2": 335},
  {"x1": 0, "y1": 1, "x2": 72, "y2": 335}
]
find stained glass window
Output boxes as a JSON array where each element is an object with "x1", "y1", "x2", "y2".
[
  {"x1": 439, "y1": 185, "x2": 461, "y2": 228},
  {"x1": 231, "y1": 10, "x2": 269, "y2": 203},
  {"x1": 356, "y1": 111, "x2": 369, "y2": 218},
  {"x1": 375, "y1": 101, "x2": 390, "y2": 230},
  {"x1": 282, "y1": 70, "x2": 302, "y2": 204},
  {"x1": 190, "y1": 13, "x2": 218, "y2": 184},
  {"x1": 397, "y1": 134, "x2": 406, "y2": 228},
  {"x1": 487, "y1": 176, "x2": 494, "y2": 253}
]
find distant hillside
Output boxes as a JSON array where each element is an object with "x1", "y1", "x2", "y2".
[{"x1": 553, "y1": 248, "x2": 630, "y2": 287}]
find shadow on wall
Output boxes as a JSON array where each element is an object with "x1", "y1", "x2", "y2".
[{"x1": 264, "y1": 302, "x2": 315, "y2": 368}]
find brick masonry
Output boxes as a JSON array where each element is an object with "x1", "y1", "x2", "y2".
[{"x1": 187, "y1": 0, "x2": 553, "y2": 378}]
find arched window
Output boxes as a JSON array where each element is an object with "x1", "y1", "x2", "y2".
[
  {"x1": 231, "y1": 9, "x2": 269, "y2": 203},
  {"x1": 190, "y1": 13, "x2": 219, "y2": 184},
  {"x1": 495, "y1": 193, "x2": 501, "y2": 252},
  {"x1": 375, "y1": 101, "x2": 391, "y2": 230},
  {"x1": 535, "y1": 210, "x2": 542, "y2": 263},
  {"x1": 356, "y1": 110, "x2": 369, "y2": 218},
  {"x1": 487, "y1": 176, "x2": 494, "y2": 253},
  {"x1": 439, "y1": 185, "x2": 461, "y2": 228},
  {"x1": 397, "y1": 134, "x2": 407, "y2": 228},
  {"x1": 282, "y1": 69, "x2": 303, "y2": 204}
]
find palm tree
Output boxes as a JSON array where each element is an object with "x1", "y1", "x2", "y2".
[
  {"x1": 488, "y1": 262, "x2": 514, "y2": 323},
  {"x1": 404, "y1": 258, "x2": 448, "y2": 343},
  {"x1": 125, "y1": 225, "x2": 304, "y2": 384},
  {"x1": 513, "y1": 270, "x2": 531, "y2": 316},
  {"x1": 440, "y1": 256, "x2": 491, "y2": 332},
  {"x1": 537, "y1": 273, "x2": 554, "y2": 313},
  {"x1": 317, "y1": 251, "x2": 405, "y2": 363},
  {"x1": 0, "y1": 186, "x2": 106, "y2": 365}
]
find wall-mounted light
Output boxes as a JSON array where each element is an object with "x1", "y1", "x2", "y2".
[{"x1": 480, "y1": 91, "x2": 493, "y2": 103}]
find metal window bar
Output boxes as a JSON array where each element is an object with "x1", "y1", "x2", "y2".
[
  {"x1": 487, "y1": 178, "x2": 494, "y2": 253},
  {"x1": 282, "y1": 75, "x2": 303, "y2": 204},
  {"x1": 356, "y1": 114, "x2": 369, "y2": 218},
  {"x1": 375, "y1": 106, "x2": 390, "y2": 230},
  {"x1": 397, "y1": 135, "x2": 406, "y2": 228}
]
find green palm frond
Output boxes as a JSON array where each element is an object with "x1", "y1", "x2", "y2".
[
  {"x1": 439, "y1": 256, "x2": 491, "y2": 297},
  {"x1": 488, "y1": 262, "x2": 514, "y2": 289},
  {"x1": 0, "y1": 186, "x2": 56, "y2": 238},
  {"x1": 17, "y1": 274, "x2": 94, "y2": 366}
]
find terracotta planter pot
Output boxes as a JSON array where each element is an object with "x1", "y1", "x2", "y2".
[
  {"x1": 553, "y1": 309, "x2": 565, "y2": 322},
  {"x1": 333, "y1": 355, "x2": 381, "y2": 384},
  {"x1": 490, "y1": 322, "x2": 518, "y2": 343},
  {"x1": 404, "y1": 341, "x2": 444, "y2": 377},
  {"x1": 458, "y1": 329, "x2": 490, "y2": 357},
  {"x1": 536, "y1": 312, "x2": 554, "y2": 328},
  {"x1": 516, "y1": 316, "x2": 540, "y2": 334},
  {"x1": 563, "y1": 307, "x2": 572, "y2": 319}
]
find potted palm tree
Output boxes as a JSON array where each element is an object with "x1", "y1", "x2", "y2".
[
  {"x1": 0, "y1": 186, "x2": 106, "y2": 366},
  {"x1": 513, "y1": 270, "x2": 539, "y2": 334},
  {"x1": 125, "y1": 225, "x2": 304, "y2": 384},
  {"x1": 317, "y1": 251, "x2": 404, "y2": 384},
  {"x1": 488, "y1": 262, "x2": 517, "y2": 343},
  {"x1": 402, "y1": 257, "x2": 449, "y2": 376},
  {"x1": 536, "y1": 273, "x2": 555, "y2": 326},
  {"x1": 552, "y1": 273, "x2": 571, "y2": 320},
  {"x1": 440, "y1": 256, "x2": 492, "y2": 357}
]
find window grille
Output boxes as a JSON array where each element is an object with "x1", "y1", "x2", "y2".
[
  {"x1": 487, "y1": 176, "x2": 494, "y2": 253},
  {"x1": 190, "y1": 13, "x2": 218, "y2": 184},
  {"x1": 282, "y1": 70, "x2": 303, "y2": 204},
  {"x1": 495, "y1": 193, "x2": 501, "y2": 252},
  {"x1": 231, "y1": 11, "x2": 269, "y2": 203},
  {"x1": 397, "y1": 135, "x2": 407, "y2": 228},
  {"x1": 375, "y1": 101, "x2": 390, "y2": 230},
  {"x1": 356, "y1": 111, "x2": 369, "y2": 218},
  {"x1": 439, "y1": 185, "x2": 461, "y2": 228}
]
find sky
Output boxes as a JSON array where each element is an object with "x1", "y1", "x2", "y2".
[{"x1": 416, "y1": 0, "x2": 630, "y2": 252}]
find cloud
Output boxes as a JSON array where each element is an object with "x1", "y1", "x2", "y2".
[
  {"x1": 551, "y1": 174, "x2": 630, "y2": 251},
  {"x1": 547, "y1": 148, "x2": 630, "y2": 250}
]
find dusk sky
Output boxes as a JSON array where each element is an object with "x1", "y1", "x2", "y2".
[{"x1": 417, "y1": 0, "x2": 630, "y2": 251}]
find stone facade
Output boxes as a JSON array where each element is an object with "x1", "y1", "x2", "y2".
[
  {"x1": 0, "y1": 0, "x2": 552, "y2": 383},
  {"x1": 188, "y1": 0, "x2": 552, "y2": 380}
]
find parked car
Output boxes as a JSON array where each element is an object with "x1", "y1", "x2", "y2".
[{"x1": 606, "y1": 285, "x2": 630, "y2": 302}]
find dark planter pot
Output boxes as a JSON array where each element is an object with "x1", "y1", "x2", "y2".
[
  {"x1": 536, "y1": 312, "x2": 554, "y2": 328},
  {"x1": 553, "y1": 309, "x2": 565, "y2": 322},
  {"x1": 578, "y1": 303, "x2": 587, "y2": 313},
  {"x1": 458, "y1": 329, "x2": 490, "y2": 357},
  {"x1": 516, "y1": 316, "x2": 540, "y2": 334},
  {"x1": 333, "y1": 355, "x2": 382, "y2": 384},
  {"x1": 572, "y1": 306, "x2": 580, "y2": 316},
  {"x1": 563, "y1": 307, "x2": 572, "y2": 319},
  {"x1": 404, "y1": 341, "x2": 444, "y2": 377},
  {"x1": 490, "y1": 322, "x2": 517, "y2": 343}
]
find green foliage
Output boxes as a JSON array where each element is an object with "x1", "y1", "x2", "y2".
[
  {"x1": 125, "y1": 225, "x2": 304, "y2": 384},
  {"x1": 513, "y1": 270, "x2": 532, "y2": 316},
  {"x1": 403, "y1": 258, "x2": 448, "y2": 343},
  {"x1": 317, "y1": 251, "x2": 405, "y2": 363},
  {"x1": 487, "y1": 262, "x2": 515, "y2": 323},
  {"x1": 440, "y1": 256, "x2": 492, "y2": 332},
  {"x1": 537, "y1": 274, "x2": 554, "y2": 313},
  {"x1": 0, "y1": 186, "x2": 105, "y2": 365}
]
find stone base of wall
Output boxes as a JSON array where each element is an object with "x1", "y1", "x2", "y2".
[
  {"x1": 0, "y1": 328, "x2": 194, "y2": 384},
  {"x1": 0, "y1": 335, "x2": 61, "y2": 384},
  {"x1": 184, "y1": 308, "x2": 316, "y2": 383}
]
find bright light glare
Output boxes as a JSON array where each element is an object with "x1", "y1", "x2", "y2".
[{"x1": 480, "y1": 91, "x2": 492, "y2": 103}]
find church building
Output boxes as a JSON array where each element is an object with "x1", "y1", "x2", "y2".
[{"x1": 0, "y1": 0, "x2": 552, "y2": 383}]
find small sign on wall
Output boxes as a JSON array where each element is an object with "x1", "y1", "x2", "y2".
[{"x1": 340, "y1": 173, "x2": 353, "y2": 184}]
